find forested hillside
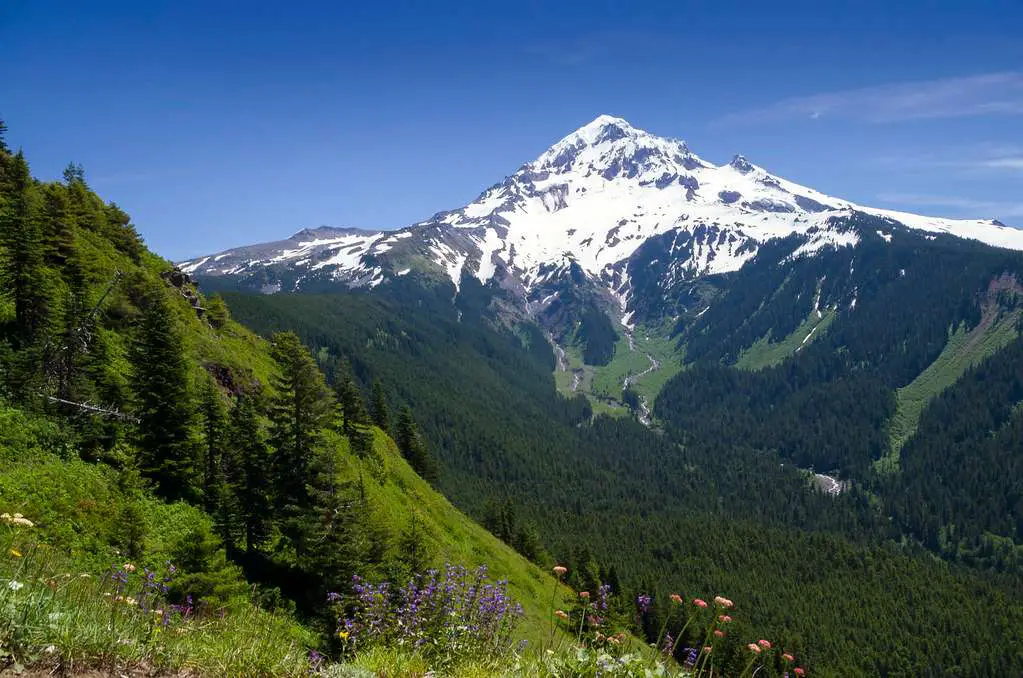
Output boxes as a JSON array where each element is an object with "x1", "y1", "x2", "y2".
[
  {"x1": 224, "y1": 277, "x2": 1023, "y2": 676},
  {"x1": 0, "y1": 125, "x2": 571, "y2": 674},
  {"x1": 653, "y1": 219, "x2": 1023, "y2": 574}
]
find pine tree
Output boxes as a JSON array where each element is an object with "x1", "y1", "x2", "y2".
[
  {"x1": 225, "y1": 390, "x2": 272, "y2": 556},
  {"x1": 398, "y1": 511, "x2": 432, "y2": 575},
  {"x1": 396, "y1": 406, "x2": 438, "y2": 482},
  {"x1": 1, "y1": 153, "x2": 50, "y2": 354},
  {"x1": 206, "y1": 293, "x2": 230, "y2": 329},
  {"x1": 0, "y1": 118, "x2": 9, "y2": 154},
  {"x1": 199, "y1": 376, "x2": 229, "y2": 513},
  {"x1": 62, "y1": 162, "x2": 85, "y2": 186},
  {"x1": 370, "y1": 379, "x2": 390, "y2": 432},
  {"x1": 303, "y1": 447, "x2": 365, "y2": 605},
  {"x1": 131, "y1": 283, "x2": 198, "y2": 501},
  {"x1": 268, "y1": 331, "x2": 331, "y2": 545},
  {"x1": 334, "y1": 368, "x2": 373, "y2": 457}
]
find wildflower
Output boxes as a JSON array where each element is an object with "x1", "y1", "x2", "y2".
[
  {"x1": 554, "y1": 610, "x2": 569, "y2": 620},
  {"x1": 783, "y1": 653, "x2": 795, "y2": 662},
  {"x1": 579, "y1": 591, "x2": 590, "y2": 599},
  {"x1": 794, "y1": 669, "x2": 805, "y2": 676},
  {"x1": 714, "y1": 596, "x2": 733, "y2": 608},
  {"x1": 714, "y1": 629, "x2": 726, "y2": 638},
  {"x1": 748, "y1": 643, "x2": 762, "y2": 654},
  {"x1": 596, "y1": 583, "x2": 611, "y2": 611},
  {"x1": 607, "y1": 635, "x2": 620, "y2": 645},
  {"x1": 553, "y1": 565, "x2": 567, "y2": 577},
  {"x1": 7, "y1": 580, "x2": 24, "y2": 592},
  {"x1": 123, "y1": 563, "x2": 136, "y2": 573},
  {"x1": 758, "y1": 639, "x2": 772, "y2": 649},
  {"x1": 702, "y1": 646, "x2": 712, "y2": 654},
  {"x1": 154, "y1": 609, "x2": 164, "y2": 616},
  {"x1": 670, "y1": 593, "x2": 683, "y2": 604},
  {"x1": 719, "y1": 614, "x2": 732, "y2": 623},
  {"x1": 125, "y1": 597, "x2": 138, "y2": 606},
  {"x1": 9, "y1": 548, "x2": 21, "y2": 558},
  {"x1": 636, "y1": 594, "x2": 652, "y2": 614},
  {"x1": 693, "y1": 598, "x2": 708, "y2": 608},
  {"x1": 1, "y1": 513, "x2": 35, "y2": 528}
]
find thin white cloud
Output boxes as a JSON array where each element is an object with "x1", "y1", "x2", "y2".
[
  {"x1": 877, "y1": 192, "x2": 1023, "y2": 218},
  {"x1": 982, "y1": 158, "x2": 1023, "y2": 170},
  {"x1": 871, "y1": 143, "x2": 1023, "y2": 174},
  {"x1": 719, "y1": 72, "x2": 1023, "y2": 125}
]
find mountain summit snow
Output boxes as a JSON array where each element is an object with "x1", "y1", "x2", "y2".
[{"x1": 182, "y1": 115, "x2": 1022, "y2": 305}]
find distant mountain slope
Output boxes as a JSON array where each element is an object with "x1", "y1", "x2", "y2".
[
  {"x1": 182, "y1": 115, "x2": 1022, "y2": 374},
  {"x1": 182, "y1": 114, "x2": 1019, "y2": 312}
]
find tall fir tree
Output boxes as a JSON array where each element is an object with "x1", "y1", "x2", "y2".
[
  {"x1": 225, "y1": 389, "x2": 272, "y2": 556},
  {"x1": 199, "y1": 375, "x2": 229, "y2": 513},
  {"x1": 131, "y1": 283, "x2": 198, "y2": 501},
  {"x1": 303, "y1": 446, "x2": 366, "y2": 608},
  {"x1": 334, "y1": 367, "x2": 373, "y2": 457},
  {"x1": 370, "y1": 379, "x2": 390, "y2": 432},
  {"x1": 398, "y1": 511, "x2": 432, "y2": 576},
  {"x1": 1, "y1": 153, "x2": 51, "y2": 358},
  {"x1": 395, "y1": 406, "x2": 438, "y2": 482},
  {"x1": 268, "y1": 331, "x2": 331, "y2": 548}
]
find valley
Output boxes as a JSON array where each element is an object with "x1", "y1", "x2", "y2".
[{"x1": 5, "y1": 114, "x2": 1023, "y2": 676}]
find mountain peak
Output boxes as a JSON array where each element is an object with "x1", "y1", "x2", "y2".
[
  {"x1": 532, "y1": 115, "x2": 693, "y2": 177},
  {"x1": 290, "y1": 226, "x2": 379, "y2": 241},
  {"x1": 729, "y1": 154, "x2": 754, "y2": 173}
]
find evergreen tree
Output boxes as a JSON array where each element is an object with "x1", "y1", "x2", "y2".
[
  {"x1": 370, "y1": 379, "x2": 390, "y2": 432},
  {"x1": 398, "y1": 511, "x2": 432, "y2": 575},
  {"x1": 395, "y1": 406, "x2": 438, "y2": 482},
  {"x1": 131, "y1": 284, "x2": 198, "y2": 501},
  {"x1": 206, "y1": 293, "x2": 230, "y2": 329},
  {"x1": 62, "y1": 161, "x2": 85, "y2": 186},
  {"x1": 303, "y1": 446, "x2": 365, "y2": 605},
  {"x1": 0, "y1": 117, "x2": 8, "y2": 154},
  {"x1": 268, "y1": 331, "x2": 331, "y2": 545},
  {"x1": 199, "y1": 375, "x2": 229, "y2": 513},
  {"x1": 334, "y1": 367, "x2": 372, "y2": 456},
  {"x1": 226, "y1": 389, "x2": 272, "y2": 556},
  {"x1": 1, "y1": 153, "x2": 50, "y2": 355}
]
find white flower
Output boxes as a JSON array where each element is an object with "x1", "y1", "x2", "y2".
[{"x1": 7, "y1": 580, "x2": 24, "y2": 591}]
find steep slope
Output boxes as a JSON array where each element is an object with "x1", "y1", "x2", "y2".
[
  {"x1": 225, "y1": 284, "x2": 1023, "y2": 677},
  {"x1": 0, "y1": 137, "x2": 569, "y2": 669}
]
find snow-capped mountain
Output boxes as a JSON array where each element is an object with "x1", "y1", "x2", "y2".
[{"x1": 182, "y1": 115, "x2": 1022, "y2": 316}]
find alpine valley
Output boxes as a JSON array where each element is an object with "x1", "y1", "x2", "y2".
[
  {"x1": 5, "y1": 111, "x2": 1023, "y2": 678},
  {"x1": 177, "y1": 117, "x2": 1023, "y2": 674}
]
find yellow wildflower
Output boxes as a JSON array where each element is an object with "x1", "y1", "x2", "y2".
[{"x1": 9, "y1": 548, "x2": 22, "y2": 558}]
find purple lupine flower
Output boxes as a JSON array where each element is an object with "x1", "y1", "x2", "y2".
[
  {"x1": 596, "y1": 583, "x2": 611, "y2": 612},
  {"x1": 636, "y1": 593, "x2": 652, "y2": 614},
  {"x1": 662, "y1": 632, "x2": 675, "y2": 657}
]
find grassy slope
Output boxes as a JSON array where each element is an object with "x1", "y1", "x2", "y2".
[
  {"x1": 876, "y1": 314, "x2": 1020, "y2": 473},
  {"x1": 0, "y1": 174, "x2": 567, "y2": 672},
  {"x1": 338, "y1": 429, "x2": 573, "y2": 646},
  {"x1": 734, "y1": 309, "x2": 836, "y2": 371}
]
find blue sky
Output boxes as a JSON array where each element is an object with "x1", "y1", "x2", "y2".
[{"x1": 2, "y1": 0, "x2": 1022, "y2": 260}]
